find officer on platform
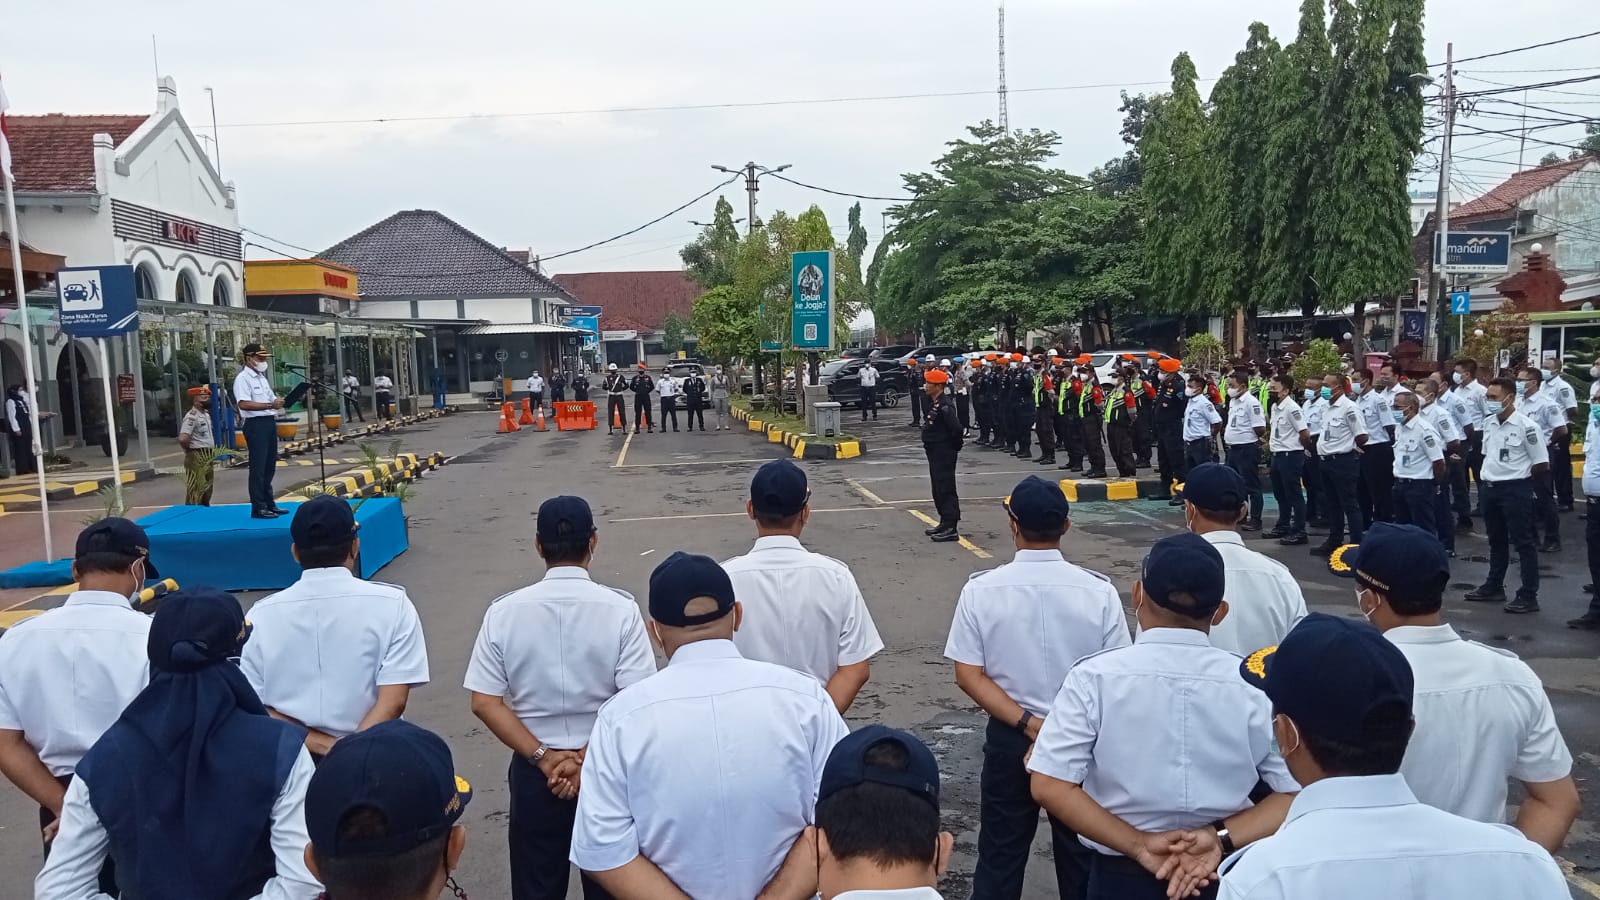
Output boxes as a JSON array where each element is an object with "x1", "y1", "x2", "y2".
[
  {"x1": 1465, "y1": 377, "x2": 1548, "y2": 614},
  {"x1": 922, "y1": 367, "x2": 964, "y2": 542},
  {"x1": 602, "y1": 364, "x2": 629, "y2": 435},
  {"x1": 629, "y1": 364, "x2": 655, "y2": 435},
  {"x1": 945, "y1": 475, "x2": 1128, "y2": 900},
  {"x1": 233, "y1": 342, "x2": 286, "y2": 519}
]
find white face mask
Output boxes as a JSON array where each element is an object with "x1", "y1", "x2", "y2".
[
  {"x1": 1303, "y1": 389, "x2": 1315, "y2": 401},
  {"x1": 1226, "y1": 387, "x2": 1242, "y2": 399},
  {"x1": 1351, "y1": 382, "x2": 1365, "y2": 395},
  {"x1": 252, "y1": 360, "x2": 269, "y2": 373},
  {"x1": 1452, "y1": 372, "x2": 1465, "y2": 385},
  {"x1": 1186, "y1": 387, "x2": 1200, "y2": 397},
  {"x1": 1590, "y1": 365, "x2": 1600, "y2": 380}
]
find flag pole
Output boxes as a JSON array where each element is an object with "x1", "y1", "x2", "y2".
[{"x1": 4, "y1": 164, "x2": 55, "y2": 560}]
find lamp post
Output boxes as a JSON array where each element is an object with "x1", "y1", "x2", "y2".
[{"x1": 712, "y1": 163, "x2": 792, "y2": 395}]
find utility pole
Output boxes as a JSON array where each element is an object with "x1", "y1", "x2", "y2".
[
  {"x1": 997, "y1": 0, "x2": 1009, "y2": 132},
  {"x1": 712, "y1": 161, "x2": 793, "y2": 394},
  {"x1": 1426, "y1": 43, "x2": 1455, "y2": 364}
]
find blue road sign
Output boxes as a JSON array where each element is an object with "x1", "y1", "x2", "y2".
[
  {"x1": 1434, "y1": 231, "x2": 1511, "y2": 274},
  {"x1": 1450, "y1": 290, "x2": 1471, "y2": 315},
  {"x1": 790, "y1": 251, "x2": 835, "y2": 351},
  {"x1": 56, "y1": 266, "x2": 139, "y2": 338},
  {"x1": 558, "y1": 306, "x2": 602, "y2": 352}
]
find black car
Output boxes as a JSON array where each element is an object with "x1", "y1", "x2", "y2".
[
  {"x1": 869, "y1": 345, "x2": 916, "y2": 361},
  {"x1": 823, "y1": 359, "x2": 909, "y2": 410}
]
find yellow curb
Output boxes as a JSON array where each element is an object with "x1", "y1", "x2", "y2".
[
  {"x1": 1106, "y1": 481, "x2": 1140, "y2": 501},
  {"x1": 1058, "y1": 479, "x2": 1080, "y2": 503},
  {"x1": 837, "y1": 441, "x2": 861, "y2": 459},
  {"x1": 792, "y1": 438, "x2": 807, "y2": 458}
]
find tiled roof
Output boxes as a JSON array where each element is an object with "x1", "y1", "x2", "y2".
[
  {"x1": 1451, "y1": 156, "x2": 1596, "y2": 223},
  {"x1": 552, "y1": 270, "x2": 700, "y2": 332},
  {"x1": 3, "y1": 114, "x2": 148, "y2": 192},
  {"x1": 320, "y1": 210, "x2": 568, "y2": 298},
  {"x1": 503, "y1": 249, "x2": 530, "y2": 264}
]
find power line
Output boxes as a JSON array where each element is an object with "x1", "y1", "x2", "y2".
[
  {"x1": 1461, "y1": 66, "x2": 1600, "y2": 74},
  {"x1": 1430, "y1": 29, "x2": 1600, "y2": 68},
  {"x1": 1453, "y1": 73, "x2": 1600, "y2": 98},
  {"x1": 543, "y1": 176, "x2": 738, "y2": 260}
]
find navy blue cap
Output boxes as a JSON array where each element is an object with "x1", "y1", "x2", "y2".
[
  {"x1": 1183, "y1": 463, "x2": 1248, "y2": 514},
  {"x1": 1005, "y1": 475, "x2": 1070, "y2": 531},
  {"x1": 290, "y1": 495, "x2": 358, "y2": 547},
  {"x1": 819, "y1": 725, "x2": 940, "y2": 811},
  {"x1": 1140, "y1": 532, "x2": 1226, "y2": 617},
  {"x1": 537, "y1": 496, "x2": 595, "y2": 545},
  {"x1": 147, "y1": 586, "x2": 249, "y2": 674},
  {"x1": 750, "y1": 459, "x2": 809, "y2": 517},
  {"x1": 648, "y1": 551, "x2": 736, "y2": 627},
  {"x1": 75, "y1": 516, "x2": 159, "y2": 579},
  {"x1": 1333, "y1": 523, "x2": 1450, "y2": 597},
  {"x1": 1240, "y1": 612, "x2": 1414, "y2": 745},
  {"x1": 307, "y1": 720, "x2": 472, "y2": 858}
]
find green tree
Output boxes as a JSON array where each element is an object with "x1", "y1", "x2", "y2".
[
  {"x1": 690, "y1": 285, "x2": 758, "y2": 364},
  {"x1": 845, "y1": 202, "x2": 869, "y2": 270},
  {"x1": 661, "y1": 312, "x2": 689, "y2": 354},
  {"x1": 680, "y1": 196, "x2": 742, "y2": 289},
  {"x1": 1539, "y1": 151, "x2": 1565, "y2": 167},
  {"x1": 1140, "y1": 53, "x2": 1210, "y2": 313},
  {"x1": 1260, "y1": 0, "x2": 1332, "y2": 316}
]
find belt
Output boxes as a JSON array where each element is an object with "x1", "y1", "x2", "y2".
[
  {"x1": 1484, "y1": 477, "x2": 1532, "y2": 486},
  {"x1": 1320, "y1": 450, "x2": 1355, "y2": 458},
  {"x1": 1396, "y1": 477, "x2": 1435, "y2": 484},
  {"x1": 1272, "y1": 450, "x2": 1303, "y2": 456}
]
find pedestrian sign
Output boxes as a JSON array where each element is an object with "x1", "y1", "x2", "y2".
[{"x1": 1449, "y1": 291, "x2": 1470, "y2": 315}]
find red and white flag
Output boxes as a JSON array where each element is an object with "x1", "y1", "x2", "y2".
[{"x1": 0, "y1": 73, "x2": 13, "y2": 184}]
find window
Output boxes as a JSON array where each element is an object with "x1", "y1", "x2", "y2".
[
  {"x1": 134, "y1": 264, "x2": 159, "y2": 302},
  {"x1": 212, "y1": 278, "x2": 231, "y2": 307},
  {"x1": 176, "y1": 271, "x2": 199, "y2": 305}
]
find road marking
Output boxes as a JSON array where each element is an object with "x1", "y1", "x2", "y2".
[
  {"x1": 1561, "y1": 858, "x2": 1600, "y2": 899},
  {"x1": 906, "y1": 509, "x2": 992, "y2": 559},
  {"x1": 847, "y1": 479, "x2": 887, "y2": 505},
  {"x1": 610, "y1": 506, "x2": 897, "y2": 524},
  {"x1": 617, "y1": 457, "x2": 781, "y2": 469},
  {"x1": 613, "y1": 431, "x2": 635, "y2": 468}
]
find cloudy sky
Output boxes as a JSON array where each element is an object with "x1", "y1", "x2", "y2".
[{"x1": 7, "y1": 0, "x2": 1597, "y2": 275}]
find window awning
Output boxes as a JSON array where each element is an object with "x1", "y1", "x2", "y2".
[{"x1": 459, "y1": 323, "x2": 588, "y2": 336}]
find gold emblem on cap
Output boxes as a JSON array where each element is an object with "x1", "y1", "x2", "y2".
[
  {"x1": 1244, "y1": 645, "x2": 1277, "y2": 679},
  {"x1": 1327, "y1": 544, "x2": 1358, "y2": 575}
]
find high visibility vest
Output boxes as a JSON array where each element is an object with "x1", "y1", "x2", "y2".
[{"x1": 1104, "y1": 388, "x2": 1124, "y2": 423}]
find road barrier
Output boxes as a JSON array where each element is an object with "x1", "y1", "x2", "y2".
[
  {"x1": 498, "y1": 403, "x2": 521, "y2": 433},
  {"x1": 518, "y1": 398, "x2": 537, "y2": 426},
  {"x1": 556, "y1": 401, "x2": 598, "y2": 431}
]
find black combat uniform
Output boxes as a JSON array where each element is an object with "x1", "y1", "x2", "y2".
[
  {"x1": 908, "y1": 366, "x2": 926, "y2": 427},
  {"x1": 602, "y1": 371, "x2": 629, "y2": 433},
  {"x1": 571, "y1": 372, "x2": 590, "y2": 402},
  {"x1": 1033, "y1": 368, "x2": 1056, "y2": 465},
  {"x1": 683, "y1": 373, "x2": 707, "y2": 431},
  {"x1": 1011, "y1": 367, "x2": 1036, "y2": 458},
  {"x1": 1057, "y1": 374, "x2": 1085, "y2": 471},
  {"x1": 995, "y1": 367, "x2": 1016, "y2": 452},
  {"x1": 629, "y1": 371, "x2": 655, "y2": 433},
  {"x1": 1153, "y1": 372, "x2": 1187, "y2": 500},
  {"x1": 973, "y1": 367, "x2": 993, "y2": 446},
  {"x1": 923, "y1": 389, "x2": 964, "y2": 538},
  {"x1": 549, "y1": 372, "x2": 567, "y2": 403}
]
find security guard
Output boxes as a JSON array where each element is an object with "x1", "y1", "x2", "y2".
[
  {"x1": 1057, "y1": 365, "x2": 1086, "y2": 473},
  {"x1": 1388, "y1": 391, "x2": 1446, "y2": 536},
  {"x1": 629, "y1": 364, "x2": 655, "y2": 434},
  {"x1": 1220, "y1": 614, "x2": 1569, "y2": 900},
  {"x1": 923, "y1": 367, "x2": 965, "y2": 541},
  {"x1": 1416, "y1": 378, "x2": 1464, "y2": 554},
  {"x1": 465, "y1": 495, "x2": 656, "y2": 900},
  {"x1": 1466, "y1": 377, "x2": 1548, "y2": 614},
  {"x1": 973, "y1": 358, "x2": 994, "y2": 446},
  {"x1": 1514, "y1": 367, "x2": 1566, "y2": 553},
  {"x1": 0, "y1": 519, "x2": 153, "y2": 895},
  {"x1": 1183, "y1": 373, "x2": 1222, "y2": 473},
  {"x1": 908, "y1": 356, "x2": 930, "y2": 427},
  {"x1": 1033, "y1": 358, "x2": 1057, "y2": 466},
  {"x1": 945, "y1": 475, "x2": 1128, "y2": 900},
  {"x1": 602, "y1": 364, "x2": 628, "y2": 434},
  {"x1": 242, "y1": 495, "x2": 430, "y2": 758},
  {"x1": 550, "y1": 369, "x2": 568, "y2": 403},
  {"x1": 1451, "y1": 358, "x2": 1490, "y2": 522},
  {"x1": 992, "y1": 359, "x2": 1017, "y2": 452},
  {"x1": 1314, "y1": 373, "x2": 1368, "y2": 557},
  {"x1": 1222, "y1": 371, "x2": 1267, "y2": 531},
  {"x1": 1539, "y1": 355, "x2": 1578, "y2": 511},
  {"x1": 1029, "y1": 532, "x2": 1298, "y2": 900},
  {"x1": 570, "y1": 552, "x2": 849, "y2": 900},
  {"x1": 1337, "y1": 523, "x2": 1580, "y2": 851},
  {"x1": 656, "y1": 367, "x2": 681, "y2": 432},
  {"x1": 682, "y1": 368, "x2": 708, "y2": 431},
  {"x1": 1011, "y1": 354, "x2": 1036, "y2": 459},
  {"x1": 1130, "y1": 366, "x2": 1155, "y2": 469},
  {"x1": 1104, "y1": 369, "x2": 1139, "y2": 478},
  {"x1": 1264, "y1": 375, "x2": 1311, "y2": 544},
  {"x1": 952, "y1": 358, "x2": 972, "y2": 434},
  {"x1": 526, "y1": 371, "x2": 546, "y2": 411},
  {"x1": 723, "y1": 459, "x2": 884, "y2": 713},
  {"x1": 1079, "y1": 366, "x2": 1108, "y2": 478},
  {"x1": 1153, "y1": 360, "x2": 1187, "y2": 500},
  {"x1": 1301, "y1": 377, "x2": 1328, "y2": 528},
  {"x1": 571, "y1": 368, "x2": 591, "y2": 402},
  {"x1": 233, "y1": 342, "x2": 286, "y2": 518},
  {"x1": 1354, "y1": 368, "x2": 1394, "y2": 527}
]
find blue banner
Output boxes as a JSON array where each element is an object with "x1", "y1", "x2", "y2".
[
  {"x1": 790, "y1": 250, "x2": 834, "y2": 351},
  {"x1": 56, "y1": 265, "x2": 139, "y2": 338},
  {"x1": 559, "y1": 307, "x2": 601, "y2": 352},
  {"x1": 1434, "y1": 231, "x2": 1511, "y2": 274}
]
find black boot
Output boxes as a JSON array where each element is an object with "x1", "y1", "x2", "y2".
[{"x1": 931, "y1": 525, "x2": 960, "y2": 543}]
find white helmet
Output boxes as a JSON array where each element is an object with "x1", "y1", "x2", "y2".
[
  {"x1": 976, "y1": 358, "x2": 987, "y2": 367},
  {"x1": 923, "y1": 354, "x2": 936, "y2": 363},
  {"x1": 608, "y1": 363, "x2": 618, "y2": 371},
  {"x1": 939, "y1": 358, "x2": 951, "y2": 368}
]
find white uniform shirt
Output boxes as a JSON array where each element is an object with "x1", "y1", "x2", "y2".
[
  {"x1": 1027, "y1": 628, "x2": 1297, "y2": 855},
  {"x1": 1479, "y1": 412, "x2": 1548, "y2": 482},
  {"x1": 1544, "y1": 374, "x2": 1577, "y2": 418},
  {"x1": 656, "y1": 375, "x2": 679, "y2": 398},
  {"x1": 1356, "y1": 388, "x2": 1390, "y2": 444},
  {"x1": 0, "y1": 591, "x2": 151, "y2": 777},
  {"x1": 1420, "y1": 400, "x2": 1464, "y2": 446},
  {"x1": 1216, "y1": 774, "x2": 1568, "y2": 900},
  {"x1": 373, "y1": 375, "x2": 393, "y2": 393},
  {"x1": 944, "y1": 549, "x2": 1130, "y2": 718},
  {"x1": 1268, "y1": 398, "x2": 1306, "y2": 453},
  {"x1": 1584, "y1": 414, "x2": 1600, "y2": 498},
  {"x1": 1224, "y1": 392, "x2": 1266, "y2": 447},
  {"x1": 526, "y1": 374, "x2": 545, "y2": 394},
  {"x1": 341, "y1": 375, "x2": 360, "y2": 394},
  {"x1": 837, "y1": 890, "x2": 944, "y2": 900},
  {"x1": 858, "y1": 364, "x2": 879, "y2": 388},
  {"x1": 1199, "y1": 532, "x2": 1306, "y2": 657},
  {"x1": 35, "y1": 748, "x2": 321, "y2": 900},
  {"x1": 1387, "y1": 625, "x2": 1572, "y2": 824},
  {"x1": 1516, "y1": 391, "x2": 1564, "y2": 445},
  {"x1": 463, "y1": 567, "x2": 656, "y2": 749},
  {"x1": 1391, "y1": 416, "x2": 1445, "y2": 480},
  {"x1": 1183, "y1": 394, "x2": 1222, "y2": 441},
  {"x1": 240, "y1": 568, "x2": 430, "y2": 738},
  {"x1": 232, "y1": 367, "x2": 278, "y2": 419},
  {"x1": 1302, "y1": 395, "x2": 1326, "y2": 437},
  {"x1": 1438, "y1": 388, "x2": 1473, "y2": 434},
  {"x1": 1317, "y1": 395, "x2": 1366, "y2": 455},
  {"x1": 1453, "y1": 379, "x2": 1488, "y2": 425},
  {"x1": 723, "y1": 535, "x2": 883, "y2": 685},
  {"x1": 571, "y1": 640, "x2": 849, "y2": 900}
]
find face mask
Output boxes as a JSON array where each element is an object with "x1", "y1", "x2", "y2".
[
  {"x1": 1008, "y1": 362, "x2": 1019, "y2": 370},
  {"x1": 1351, "y1": 382, "x2": 1364, "y2": 395},
  {"x1": 1486, "y1": 399, "x2": 1505, "y2": 415},
  {"x1": 1226, "y1": 387, "x2": 1242, "y2": 399},
  {"x1": 1420, "y1": 395, "x2": 1433, "y2": 407},
  {"x1": 1515, "y1": 381, "x2": 1529, "y2": 397},
  {"x1": 1591, "y1": 365, "x2": 1600, "y2": 379},
  {"x1": 1271, "y1": 715, "x2": 1302, "y2": 758},
  {"x1": 1452, "y1": 372, "x2": 1465, "y2": 385},
  {"x1": 1302, "y1": 389, "x2": 1313, "y2": 401},
  {"x1": 1320, "y1": 387, "x2": 1333, "y2": 400},
  {"x1": 1355, "y1": 587, "x2": 1381, "y2": 623},
  {"x1": 252, "y1": 360, "x2": 269, "y2": 373},
  {"x1": 1541, "y1": 369, "x2": 1554, "y2": 381},
  {"x1": 1391, "y1": 410, "x2": 1406, "y2": 424},
  {"x1": 1186, "y1": 387, "x2": 1200, "y2": 397}
]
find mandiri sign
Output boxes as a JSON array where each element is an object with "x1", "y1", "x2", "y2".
[
  {"x1": 790, "y1": 250, "x2": 835, "y2": 352},
  {"x1": 1433, "y1": 231, "x2": 1511, "y2": 274},
  {"x1": 56, "y1": 266, "x2": 140, "y2": 338}
]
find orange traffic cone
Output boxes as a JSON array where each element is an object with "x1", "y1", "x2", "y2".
[
  {"x1": 498, "y1": 402, "x2": 521, "y2": 433},
  {"x1": 519, "y1": 398, "x2": 537, "y2": 426},
  {"x1": 613, "y1": 405, "x2": 624, "y2": 430},
  {"x1": 534, "y1": 404, "x2": 547, "y2": 431}
]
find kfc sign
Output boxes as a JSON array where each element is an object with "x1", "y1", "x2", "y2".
[{"x1": 162, "y1": 220, "x2": 201, "y2": 244}]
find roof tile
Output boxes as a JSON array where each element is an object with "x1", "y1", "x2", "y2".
[
  {"x1": 552, "y1": 271, "x2": 700, "y2": 332},
  {"x1": 1450, "y1": 156, "x2": 1596, "y2": 223},
  {"x1": 4, "y1": 114, "x2": 148, "y2": 193},
  {"x1": 320, "y1": 210, "x2": 568, "y2": 298}
]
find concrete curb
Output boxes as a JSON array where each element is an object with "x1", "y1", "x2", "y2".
[
  {"x1": 730, "y1": 407, "x2": 864, "y2": 460},
  {"x1": 1057, "y1": 476, "x2": 1169, "y2": 503},
  {"x1": 276, "y1": 407, "x2": 456, "y2": 458},
  {"x1": 0, "y1": 466, "x2": 160, "y2": 513},
  {"x1": 281, "y1": 452, "x2": 448, "y2": 501}
]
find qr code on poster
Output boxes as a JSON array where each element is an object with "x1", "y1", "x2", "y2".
[{"x1": 804, "y1": 323, "x2": 818, "y2": 341}]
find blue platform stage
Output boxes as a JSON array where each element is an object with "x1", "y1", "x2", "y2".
[{"x1": 139, "y1": 499, "x2": 409, "y2": 592}]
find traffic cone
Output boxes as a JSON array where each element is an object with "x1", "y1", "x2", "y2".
[
  {"x1": 498, "y1": 402, "x2": 521, "y2": 433},
  {"x1": 613, "y1": 405, "x2": 624, "y2": 430},
  {"x1": 519, "y1": 398, "x2": 536, "y2": 426},
  {"x1": 534, "y1": 404, "x2": 547, "y2": 431}
]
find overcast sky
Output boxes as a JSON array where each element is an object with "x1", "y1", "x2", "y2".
[{"x1": 6, "y1": 1, "x2": 1597, "y2": 275}]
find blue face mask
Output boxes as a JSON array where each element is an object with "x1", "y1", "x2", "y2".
[
  {"x1": 1319, "y1": 387, "x2": 1333, "y2": 400},
  {"x1": 1515, "y1": 381, "x2": 1529, "y2": 397},
  {"x1": 1352, "y1": 382, "x2": 1365, "y2": 395},
  {"x1": 1486, "y1": 399, "x2": 1505, "y2": 415},
  {"x1": 1303, "y1": 389, "x2": 1315, "y2": 401},
  {"x1": 1392, "y1": 410, "x2": 1406, "y2": 424}
]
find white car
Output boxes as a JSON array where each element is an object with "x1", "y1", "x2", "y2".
[{"x1": 1087, "y1": 349, "x2": 1174, "y2": 388}]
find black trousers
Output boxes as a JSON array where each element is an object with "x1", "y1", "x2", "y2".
[
  {"x1": 606, "y1": 396, "x2": 626, "y2": 431},
  {"x1": 9, "y1": 431, "x2": 35, "y2": 474},
  {"x1": 957, "y1": 393, "x2": 972, "y2": 430},
  {"x1": 1464, "y1": 432, "x2": 1484, "y2": 512},
  {"x1": 1533, "y1": 465, "x2": 1559, "y2": 546},
  {"x1": 1060, "y1": 413, "x2": 1085, "y2": 467},
  {"x1": 508, "y1": 755, "x2": 613, "y2": 900},
  {"x1": 1269, "y1": 450, "x2": 1306, "y2": 534},
  {"x1": 1087, "y1": 853, "x2": 1216, "y2": 900},
  {"x1": 1184, "y1": 437, "x2": 1213, "y2": 471},
  {"x1": 1155, "y1": 427, "x2": 1184, "y2": 495},
  {"x1": 1132, "y1": 411, "x2": 1154, "y2": 467},
  {"x1": 633, "y1": 395, "x2": 653, "y2": 430},
  {"x1": 927, "y1": 446, "x2": 960, "y2": 526},
  {"x1": 529, "y1": 391, "x2": 544, "y2": 411},
  {"x1": 377, "y1": 391, "x2": 393, "y2": 419},
  {"x1": 1586, "y1": 498, "x2": 1600, "y2": 616},
  {"x1": 242, "y1": 416, "x2": 278, "y2": 512},
  {"x1": 1433, "y1": 477, "x2": 1456, "y2": 553},
  {"x1": 1036, "y1": 406, "x2": 1056, "y2": 456},
  {"x1": 1225, "y1": 442, "x2": 1264, "y2": 522},
  {"x1": 343, "y1": 391, "x2": 366, "y2": 422},
  {"x1": 1359, "y1": 442, "x2": 1395, "y2": 527},
  {"x1": 971, "y1": 719, "x2": 1090, "y2": 900},
  {"x1": 659, "y1": 398, "x2": 679, "y2": 431},
  {"x1": 910, "y1": 389, "x2": 925, "y2": 425},
  {"x1": 861, "y1": 386, "x2": 878, "y2": 420},
  {"x1": 1107, "y1": 422, "x2": 1137, "y2": 476},
  {"x1": 552, "y1": 387, "x2": 566, "y2": 402},
  {"x1": 1449, "y1": 453, "x2": 1471, "y2": 520},
  {"x1": 1081, "y1": 419, "x2": 1106, "y2": 472},
  {"x1": 42, "y1": 774, "x2": 117, "y2": 895},
  {"x1": 1483, "y1": 478, "x2": 1539, "y2": 599},
  {"x1": 1392, "y1": 478, "x2": 1438, "y2": 537},
  {"x1": 1320, "y1": 452, "x2": 1363, "y2": 543},
  {"x1": 685, "y1": 401, "x2": 705, "y2": 430},
  {"x1": 1013, "y1": 406, "x2": 1035, "y2": 454},
  {"x1": 1303, "y1": 437, "x2": 1323, "y2": 522},
  {"x1": 1551, "y1": 441, "x2": 1573, "y2": 507}
]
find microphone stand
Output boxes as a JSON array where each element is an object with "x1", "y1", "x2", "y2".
[{"x1": 283, "y1": 368, "x2": 333, "y2": 487}]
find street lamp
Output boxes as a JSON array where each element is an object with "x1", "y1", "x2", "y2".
[
  {"x1": 688, "y1": 218, "x2": 745, "y2": 228},
  {"x1": 711, "y1": 162, "x2": 793, "y2": 235}
]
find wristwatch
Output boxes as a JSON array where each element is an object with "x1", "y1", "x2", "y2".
[
  {"x1": 528, "y1": 746, "x2": 547, "y2": 767},
  {"x1": 1015, "y1": 711, "x2": 1034, "y2": 734},
  {"x1": 1210, "y1": 819, "x2": 1236, "y2": 855}
]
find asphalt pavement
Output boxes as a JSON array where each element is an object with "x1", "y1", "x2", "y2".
[{"x1": 0, "y1": 407, "x2": 1596, "y2": 898}]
